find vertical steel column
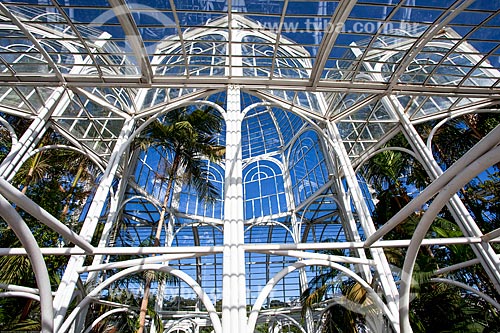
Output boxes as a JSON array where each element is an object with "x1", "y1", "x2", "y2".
[
  {"x1": 326, "y1": 122, "x2": 401, "y2": 332},
  {"x1": 53, "y1": 117, "x2": 135, "y2": 332},
  {"x1": 317, "y1": 122, "x2": 373, "y2": 283},
  {"x1": 390, "y1": 101, "x2": 500, "y2": 293},
  {"x1": 222, "y1": 85, "x2": 247, "y2": 333},
  {"x1": 70, "y1": 148, "x2": 139, "y2": 333}
]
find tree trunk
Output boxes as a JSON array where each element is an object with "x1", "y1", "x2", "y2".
[
  {"x1": 137, "y1": 152, "x2": 180, "y2": 333},
  {"x1": 60, "y1": 161, "x2": 85, "y2": 221}
]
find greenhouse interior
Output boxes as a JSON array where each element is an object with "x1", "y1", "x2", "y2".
[{"x1": 0, "y1": 0, "x2": 500, "y2": 332}]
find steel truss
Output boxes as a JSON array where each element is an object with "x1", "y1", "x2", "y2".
[{"x1": 0, "y1": 1, "x2": 499, "y2": 333}]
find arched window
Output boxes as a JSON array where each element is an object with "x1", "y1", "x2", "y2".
[
  {"x1": 288, "y1": 130, "x2": 328, "y2": 206},
  {"x1": 243, "y1": 159, "x2": 287, "y2": 219}
]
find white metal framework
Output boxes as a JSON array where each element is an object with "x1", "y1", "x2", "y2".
[{"x1": 0, "y1": 1, "x2": 499, "y2": 333}]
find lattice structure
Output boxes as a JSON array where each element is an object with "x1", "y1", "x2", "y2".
[{"x1": 0, "y1": 1, "x2": 499, "y2": 333}]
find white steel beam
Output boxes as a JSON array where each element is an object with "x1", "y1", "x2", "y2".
[
  {"x1": 394, "y1": 107, "x2": 500, "y2": 296},
  {"x1": 52, "y1": 117, "x2": 136, "y2": 332},
  {"x1": 326, "y1": 121, "x2": 400, "y2": 332},
  {"x1": 1, "y1": 236, "x2": 498, "y2": 257},
  {"x1": 398, "y1": 145, "x2": 500, "y2": 333},
  {"x1": 108, "y1": 0, "x2": 153, "y2": 84},
  {"x1": 309, "y1": 0, "x2": 357, "y2": 87},
  {"x1": 0, "y1": 195, "x2": 53, "y2": 333}
]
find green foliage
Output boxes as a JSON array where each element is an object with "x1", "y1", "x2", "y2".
[{"x1": 0, "y1": 124, "x2": 98, "y2": 330}]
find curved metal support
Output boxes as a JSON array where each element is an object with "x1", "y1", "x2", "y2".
[
  {"x1": 15, "y1": 144, "x2": 106, "y2": 178},
  {"x1": 261, "y1": 312, "x2": 307, "y2": 333},
  {"x1": 0, "y1": 116, "x2": 18, "y2": 146},
  {"x1": 0, "y1": 178, "x2": 94, "y2": 253},
  {"x1": 354, "y1": 146, "x2": 422, "y2": 174},
  {"x1": 58, "y1": 264, "x2": 222, "y2": 333},
  {"x1": 0, "y1": 291, "x2": 40, "y2": 301},
  {"x1": 0, "y1": 283, "x2": 40, "y2": 295},
  {"x1": 365, "y1": 124, "x2": 500, "y2": 246},
  {"x1": 387, "y1": 0, "x2": 475, "y2": 91},
  {"x1": 82, "y1": 307, "x2": 136, "y2": 333},
  {"x1": 247, "y1": 259, "x2": 397, "y2": 333},
  {"x1": 0, "y1": 3, "x2": 65, "y2": 82},
  {"x1": 430, "y1": 278, "x2": 500, "y2": 311},
  {"x1": 164, "y1": 315, "x2": 211, "y2": 333},
  {"x1": 79, "y1": 253, "x2": 197, "y2": 273},
  {"x1": 426, "y1": 116, "x2": 451, "y2": 151},
  {"x1": 244, "y1": 220, "x2": 294, "y2": 239},
  {"x1": 399, "y1": 145, "x2": 500, "y2": 333},
  {"x1": 108, "y1": 0, "x2": 153, "y2": 83},
  {"x1": 257, "y1": 249, "x2": 375, "y2": 267},
  {"x1": 0, "y1": 194, "x2": 54, "y2": 333}
]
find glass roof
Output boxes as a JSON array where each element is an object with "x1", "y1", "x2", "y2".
[{"x1": 0, "y1": 1, "x2": 499, "y2": 332}]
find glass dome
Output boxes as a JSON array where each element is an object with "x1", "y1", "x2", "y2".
[{"x1": 0, "y1": 1, "x2": 499, "y2": 333}]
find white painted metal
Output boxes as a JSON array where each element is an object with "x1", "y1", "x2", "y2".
[
  {"x1": 222, "y1": 85, "x2": 247, "y2": 333},
  {"x1": 0, "y1": 3, "x2": 499, "y2": 333}
]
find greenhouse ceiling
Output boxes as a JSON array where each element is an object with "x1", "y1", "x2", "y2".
[{"x1": 0, "y1": 1, "x2": 499, "y2": 333}]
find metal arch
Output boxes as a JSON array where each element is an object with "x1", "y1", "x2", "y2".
[
  {"x1": 386, "y1": 0, "x2": 475, "y2": 92},
  {"x1": 399, "y1": 145, "x2": 500, "y2": 333},
  {"x1": 365, "y1": 122, "x2": 500, "y2": 246},
  {"x1": 0, "y1": 3, "x2": 65, "y2": 83},
  {"x1": 172, "y1": 222, "x2": 223, "y2": 241},
  {"x1": 134, "y1": 89, "x2": 220, "y2": 119},
  {"x1": 0, "y1": 195, "x2": 54, "y2": 333},
  {"x1": 260, "y1": 312, "x2": 307, "y2": 333},
  {"x1": 80, "y1": 253, "x2": 198, "y2": 274},
  {"x1": 423, "y1": 10, "x2": 500, "y2": 86},
  {"x1": 108, "y1": 0, "x2": 153, "y2": 84},
  {"x1": 258, "y1": 249, "x2": 375, "y2": 267},
  {"x1": 430, "y1": 278, "x2": 500, "y2": 311},
  {"x1": 72, "y1": 87, "x2": 133, "y2": 119},
  {"x1": 191, "y1": 100, "x2": 227, "y2": 116},
  {"x1": 15, "y1": 144, "x2": 106, "y2": 175},
  {"x1": 119, "y1": 195, "x2": 162, "y2": 216},
  {"x1": 241, "y1": 101, "x2": 273, "y2": 120},
  {"x1": 58, "y1": 264, "x2": 222, "y2": 333},
  {"x1": 246, "y1": 259, "x2": 397, "y2": 333},
  {"x1": 82, "y1": 308, "x2": 137, "y2": 333},
  {"x1": 295, "y1": 192, "x2": 342, "y2": 223},
  {"x1": 164, "y1": 316, "x2": 203, "y2": 333},
  {"x1": 309, "y1": 0, "x2": 357, "y2": 88},
  {"x1": 0, "y1": 178, "x2": 94, "y2": 253},
  {"x1": 0, "y1": 283, "x2": 40, "y2": 295},
  {"x1": 244, "y1": 220, "x2": 294, "y2": 241},
  {"x1": 353, "y1": 146, "x2": 422, "y2": 175},
  {"x1": 0, "y1": 116, "x2": 18, "y2": 146},
  {"x1": 426, "y1": 116, "x2": 455, "y2": 152},
  {"x1": 242, "y1": 155, "x2": 285, "y2": 176},
  {"x1": 126, "y1": 91, "x2": 218, "y2": 153}
]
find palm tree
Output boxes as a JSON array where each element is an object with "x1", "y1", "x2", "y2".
[
  {"x1": 357, "y1": 128, "x2": 500, "y2": 332},
  {"x1": 135, "y1": 106, "x2": 224, "y2": 333},
  {"x1": 300, "y1": 249, "x2": 388, "y2": 333}
]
